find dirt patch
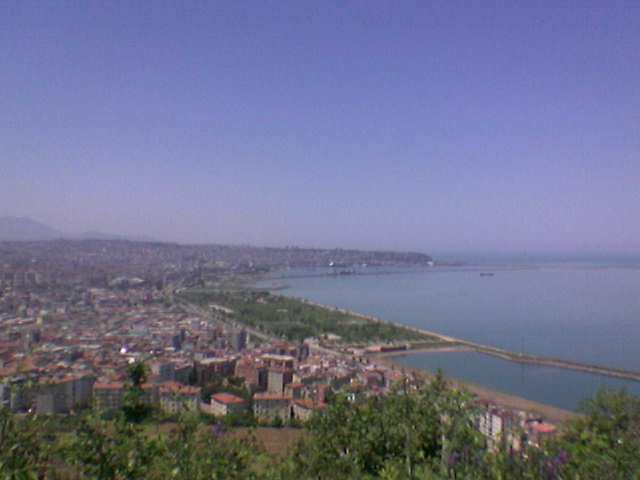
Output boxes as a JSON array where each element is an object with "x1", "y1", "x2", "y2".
[{"x1": 229, "y1": 427, "x2": 306, "y2": 457}]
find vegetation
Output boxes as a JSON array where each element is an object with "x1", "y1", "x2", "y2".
[
  {"x1": 1, "y1": 374, "x2": 639, "y2": 478},
  {"x1": 282, "y1": 379, "x2": 640, "y2": 479},
  {"x1": 0, "y1": 408, "x2": 54, "y2": 478},
  {"x1": 284, "y1": 374, "x2": 482, "y2": 479},
  {"x1": 122, "y1": 361, "x2": 153, "y2": 423},
  {"x1": 179, "y1": 288, "x2": 436, "y2": 344}
]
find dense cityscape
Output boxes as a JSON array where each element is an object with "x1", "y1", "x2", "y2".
[{"x1": 3, "y1": 241, "x2": 556, "y2": 442}]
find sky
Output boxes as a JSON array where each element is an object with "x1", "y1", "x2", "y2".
[{"x1": 1, "y1": 1, "x2": 639, "y2": 254}]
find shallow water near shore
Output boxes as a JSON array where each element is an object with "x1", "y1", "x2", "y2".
[
  {"x1": 259, "y1": 258, "x2": 640, "y2": 410},
  {"x1": 393, "y1": 350, "x2": 640, "y2": 411}
]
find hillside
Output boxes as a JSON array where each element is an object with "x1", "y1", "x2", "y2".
[
  {"x1": 0, "y1": 217, "x2": 156, "y2": 243},
  {"x1": 0, "y1": 216, "x2": 62, "y2": 241}
]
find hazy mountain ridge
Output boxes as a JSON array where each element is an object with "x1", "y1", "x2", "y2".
[
  {"x1": 0, "y1": 216, "x2": 63, "y2": 241},
  {"x1": 0, "y1": 217, "x2": 154, "y2": 243}
]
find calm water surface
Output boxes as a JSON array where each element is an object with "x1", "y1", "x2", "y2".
[
  {"x1": 394, "y1": 350, "x2": 640, "y2": 411},
  {"x1": 261, "y1": 261, "x2": 640, "y2": 410}
]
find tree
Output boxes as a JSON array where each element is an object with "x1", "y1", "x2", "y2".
[
  {"x1": 287, "y1": 376, "x2": 486, "y2": 479},
  {"x1": 128, "y1": 361, "x2": 149, "y2": 388},
  {"x1": 0, "y1": 408, "x2": 53, "y2": 478},
  {"x1": 552, "y1": 388, "x2": 640, "y2": 479},
  {"x1": 148, "y1": 412, "x2": 257, "y2": 479},
  {"x1": 123, "y1": 361, "x2": 153, "y2": 423},
  {"x1": 64, "y1": 413, "x2": 160, "y2": 479},
  {"x1": 2, "y1": 378, "x2": 640, "y2": 479}
]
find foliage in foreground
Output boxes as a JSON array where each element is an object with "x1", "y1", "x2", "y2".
[
  {"x1": 0, "y1": 408, "x2": 257, "y2": 479},
  {"x1": 1, "y1": 377, "x2": 640, "y2": 479}
]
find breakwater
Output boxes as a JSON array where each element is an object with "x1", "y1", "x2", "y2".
[{"x1": 294, "y1": 297, "x2": 640, "y2": 383}]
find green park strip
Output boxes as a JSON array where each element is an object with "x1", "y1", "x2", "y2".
[{"x1": 177, "y1": 288, "x2": 439, "y2": 346}]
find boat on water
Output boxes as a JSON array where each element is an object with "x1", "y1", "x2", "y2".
[
  {"x1": 328, "y1": 261, "x2": 350, "y2": 268},
  {"x1": 329, "y1": 269, "x2": 356, "y2": 276}
]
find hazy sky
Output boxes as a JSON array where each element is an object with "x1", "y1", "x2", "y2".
[{"x1": 1, "y1": 2, "x2": 639, "y2": 253}]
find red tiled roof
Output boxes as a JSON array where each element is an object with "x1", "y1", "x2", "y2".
[
  {"x1": 94, "y1": 382, "x2": 124, "y2": 390},
  {"x1": 253, "y1": 392, "x2": 291, "y2": 401},
  {"x1": 211, "y1": 393, "x2": 246, "y2": 405},
  {"x1": 530, "y1": 422, "x2": 556, "y2": 434},
  {"x1": 0, "y1": 367, "x2": 18, "y2": 377}
]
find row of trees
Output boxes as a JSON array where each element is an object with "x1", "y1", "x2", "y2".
[
  {"x1": 1, "y1": 371, "x2": 639, "y2": 478},
  {"x1": 180, "y1": 288, "x2": 429, "y2": 343}
]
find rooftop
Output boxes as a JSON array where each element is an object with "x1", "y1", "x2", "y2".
[
  {"x1": 211, "y1": 392, "x2": 247, "y2": 405},
  {"x1": 253, "y1": 392, "x2": 291, "y2": 402}
]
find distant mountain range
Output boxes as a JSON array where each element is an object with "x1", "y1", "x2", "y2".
[{"x1": 0, "y1": 216, "x2": 154, "y2": 242}]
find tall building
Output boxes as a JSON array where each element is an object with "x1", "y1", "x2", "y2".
[
  {"x1": 36, "y1": 375, "x2": 96, "y2": 414},
  {"x1": 210, "y1": 392, "x2": 248, "y2": 416},
  {"x1": 150, "y1": 361, "x2": 176, "y2": 383},
  {"x1": 228, "y1": 329, "x2": 247, "y2": 351},
  {"x1": 253, "y1": 392, "x2": 291, "y2": 423},
  {"x1": 194, "y1": 357, "x2": 237, "y2": 385},
  {"x1": 158, "y1": 382, "x2": 201, "y2": 413},
  {"x1": 93, "y1": 383, "x2": 125, "y2": 411},
  {"x1": 267, "y1": 367, "x2": 293, "y2": 394}
]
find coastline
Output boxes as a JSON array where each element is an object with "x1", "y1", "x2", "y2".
[
  {"x1": 262, "y1": 292, "x2": 622, "y2": 422},
  {"x1": 293, "y1": 297, "x2": 640, "y2": 382},
  {"x1": 375, "y1": 354, "x2": 576, "y2": 424}
]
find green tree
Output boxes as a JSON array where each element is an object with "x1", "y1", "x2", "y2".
[
  {"x1": 123, "y1": 361, "x2": 153, "y2": 423},
  {"x1": 552, "y1": 389, "x2": 640, "y2": 479},
  {"x1": 128, "y1": 361, "x2": 149, "y2": 388},
  {"x1": 149, "y1": 412, "x2": 257, "y2": 479},
  {"x1": 287, "y1": 375, "x2": 485, "y2": 479},
  {"x1": 0, "y1": 409, "x2": 53, "y2": 478},
  {"x1": 64, "y1": 413, "x2": 160, "y2": 479}
]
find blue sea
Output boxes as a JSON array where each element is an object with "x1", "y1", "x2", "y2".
[{"x1": 258, "y1": 255, "x2": 640, "y2": 410}]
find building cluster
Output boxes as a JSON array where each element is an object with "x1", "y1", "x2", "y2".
[
  {"x1": 0, "y1": 240, "x2": 558, "y2": 451},
  {"x1": 0, "y1": 273, "x2": 246, "y2": 415},
  {"x1": 0, "y1": 261, "x2": 408, "y2": 423},
  {"x1": 475, "y1": 399, "x2": 557, "y2": 452},
  {"x1": 0, "y1": 239, "x2": 432, "y2": 288}
]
